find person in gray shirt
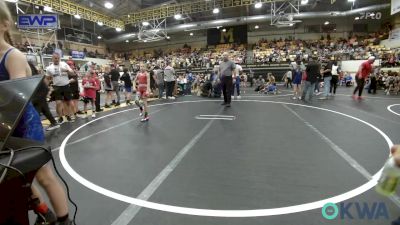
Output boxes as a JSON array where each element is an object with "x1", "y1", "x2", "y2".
[
  {"x1": 218, "y1": 52, "x2": 236, "y2": 107},
  {"x1": 164, "y1": 61, "x2": 176, "y2": 99},
  {"x1": 153, "y1": 65, "x2": 164, "y2": 99}
]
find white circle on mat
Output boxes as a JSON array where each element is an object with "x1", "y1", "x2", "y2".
[
  {"x1": 59, "y1": 100, "x2": 393, "y2": 217},
  {"x1": 387, "y1": 104, "x2": 400, "y2": 117}
]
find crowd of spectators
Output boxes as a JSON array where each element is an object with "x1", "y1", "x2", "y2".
[
  {"x1": 112, "y1": 43, "x2": 247, "y2": 70},
  {"x1": 253, "y1": 33, "x2": 397, "y2": 65}
]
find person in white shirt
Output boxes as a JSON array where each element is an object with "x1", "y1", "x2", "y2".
[
  {"x1": 232, "y1": 62, "x2": 243, "y2": 99},
  {"x1": 46, "y1": 52, "x2": 75, "y2": 123},
  {"x1": 164, "y1": 62, "x2": 176, "y2": 99},
  {"x1": 283, "y1": 70, "x2": 293, "y2": 88}
]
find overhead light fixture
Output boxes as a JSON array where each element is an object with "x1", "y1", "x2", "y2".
[
  {"x1": 348, "y1": 0, "x2": 355, "y2": 2},
  {"x1": 301, "y1": 0, "x2": 308, "y2": 5},
  {"x1": 125, "y1": 40, "x2": 129, "y2": 43},
  {"x1": 74, "y1": 14, "x2": 81, "y2": 19},
  {"x1": 166, "y1": 36, "x2": 170, "y2": 39},
  {"x1": 174, "y1": 14, "x2": 182, "y2": 20},
  {"x1": 289, "y1": 23, "x2": 294, "y2": 26},
  {"x1": 154, "y1": 29, "x2": 160, "y2": 32},
  {"x1": 216, "y1": 26, "x2": 221, "y2": 29},
  {"x1": 115, "y1": 27, "x2": 122, "y2": 32},
  {"x1": 127, "y1": 15, "x2": 130, "y2": 18},
  {"x1": 222, "y1": 28, "x2": 226, "y2": 32},
  {"x1": 104, "y1": 2, "x2": 114, "y2": 9},
  {"x1": 97, "y1": 36, "x2": 102, "y2": 39},
  {"x1": 43, "y1": 6, "x2": 53, "y2": 12},
  {"x1": 97, "y1": 22, "x2": 104, "y2": 26},
  {"x1": 142, "y1": 21, "x2": 150, "y2": 26},
  {"x1": 213, "y1": 8, "x2": 219, "y2": 14},
  {"x1": 355, "y1": 16, "x2": 360, "y2": 20},
  {"x1": 255, "y1": 2, "x2": 262, "y2": 8},
  {"x1": 254, "y1": 25, "x2": 259, "y2": 29},
  {"x1": 324, "y1": 21, "x2": 330, "y2": 25},
  {"x1": 144, "y1": 40, "x2": 148, "y2": 42},
  {"x1": 190, "y1": 32, "x2": 193, "y2": 36},
  {"x1": 5, "y1": 0, "x2": 18, "y2": 3}
]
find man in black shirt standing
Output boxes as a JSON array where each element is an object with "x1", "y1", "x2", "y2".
[
  {"x1": 110, "y1": 65, "x2": 121, "y2": 106},
  {"x1": 120, "y1": 68, "x2": 133, "y2": 105},
  {"x1": 302, "y1": 56, "x2": 320, "y2": 103}
]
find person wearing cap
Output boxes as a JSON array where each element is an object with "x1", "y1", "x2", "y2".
[
  {"x1": 353, "y1": 56, "x2": 375, "y2": 100},
  {"x1": 218, "y1": 52, "x2": 236, "y2": 107}
]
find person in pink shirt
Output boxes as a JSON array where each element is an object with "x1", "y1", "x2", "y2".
[
  {"x1": 352, "y1": 56, "x2": 375, "y2": 100},
  {"x1": 82, "y1": 71, "x2": 99, "y2": 118}
]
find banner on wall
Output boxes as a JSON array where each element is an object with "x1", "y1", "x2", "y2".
[
  {"x1": 392, "y1": 0, "x2": 400, "y2": 15},
  {"x1": 17, "y1": 14, "x2": 58, "y2": 29},
  {"x1": 207, "y1": 25, "x2": 248, "y2": 45}
]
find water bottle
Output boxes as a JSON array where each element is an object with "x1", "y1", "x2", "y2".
[{"x1": 376, "y1": 157, "x2": 400, "y2": 196}]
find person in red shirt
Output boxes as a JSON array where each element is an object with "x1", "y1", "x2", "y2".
[
  {"x1": 82, "y1": 71, "x2": 99, "y2": 118},
  {"x1": 353, "y1": 56, "x2": 375, "y2": 99},
  {"x1": 133, "y1": 64, "x2": 151, "y2": 122}
]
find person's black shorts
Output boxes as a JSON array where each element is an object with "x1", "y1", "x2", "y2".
[
  {"x1": 82, "y1": 97, "x2": 94, "y2": 104},
  {"x1": 53, "y1": 85, "x2": 72, "y2": 101},
  {"x1": 71, "y1": 91, "x2": 80, "y2": 100}
]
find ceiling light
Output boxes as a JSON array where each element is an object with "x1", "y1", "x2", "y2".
[
  {"x1": 115, "y1": 27, "x2": 122, "y2": 32},
  {"x1": 97, "y1": 36, "x2": 102, "y2": 39},
  {"x1": 144, "y1": 40, "x2": 148, "y2": 42},
  {"x1": 166, "y1": 36, "x2": 170, "y2": 39},
  {"x1": 301, "y1": 0, "x2": 308, "y2": 5},
  {"x1": 348, "y1": 0, "x2": 355, "y2": 2},
  {"x1": 213, "y1": 8, "x2": 219, "y2": 14},
  {"x1": 254, "y1": 25, "x2": 259, "y2": 29},
  {"x1": 154, "y1": 29, "x2": 160, "y2": 32},
  {"x1": 104, "y1": 2, "x2": 114, "y2": 9},
  {"x1": 127, "y1": 15, "x2": 130, "y2": 18},
  {"x1": 255, "y1": 2, "x2": 262, "y2": 8},
  {"x1": 174, "y1": 14, "x2": 182, "y2": 20},
  {"x1": 43, "y1": 6, "x2": 53, "y2": 12},
  {"x1": 125, "y1": 40, "x2": 129, "y2": 43},
  {"x1": 289, "y1": 23, "x2": 294, "y2": 26},
  {"x1": 97, "y1": 22, "x2": 104, "y2": 26},
  {"x1": 5, "y1": 0, "x2": 18, "y2": 3},
  {"x1": 355, "y1": 17, "x2": 360, "y2": 20},
  {"x1": 222, "y1": 28, "x2": 226, "y2": 32},
  {"x1": 216, "y1": 26, "x2": 221, "y2": 29},
  {"x1": 74, "y1": 14, "x2": 81, "y2": 19},
  {"x1": 324, "y1": 21, "x2": 330, "y2": 25},
  {"x1": 142, "y1": 21, "x2": 150, "y2": 26},
  {"x1": 190, "y1": 32, "x2": 193, "y2": 36}
]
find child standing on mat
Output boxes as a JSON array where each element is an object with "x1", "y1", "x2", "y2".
[
  {"x1": 134, "y1": 64, "x2": 151, "y2": 122},
  {"x1": 82, "y1": 71, "x2": 98, "y2": 118}
]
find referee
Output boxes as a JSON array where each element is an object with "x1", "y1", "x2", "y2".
[{"x1": 218, "y1": 52, "x2": 236, "y2": 107}]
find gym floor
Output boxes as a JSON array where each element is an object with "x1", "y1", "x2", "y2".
[{"x1": 39, "y1": 86, "x2": 400, "y2": 225}]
